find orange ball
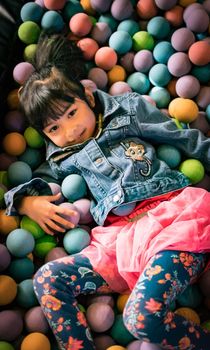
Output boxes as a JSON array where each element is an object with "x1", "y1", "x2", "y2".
[
  {"x1": 178, "y1": 0, "x2": 197, "y2": 6},
  {"x1": 7, "y1": 89, "x2": 19, "y2": 110},
  {"x1": 108, "y1": 65, "x2": 126, "y2": 85},
  {"x1": 77, "y1": 37, "x2": 99, "y2": 60},
  {"x1": 136, "y1": 0, "x2": 158, "y2": 19},
  {"x1": 95, "y1": 47, "x2": 118, "y2": 71},
  {"x1": 80, "y1": 0, "x2": 96, "y2": 15},
  {"x1": 168, "y1": 97, "x2": 198, "y2": 123},
  {"x1": 21, "y1": 332, "x2": 51, "y2": 350},
  {"x1": 0, "y1": 209, "x2": 20, "y2": 235},
  {"x1": 2, "y1": 132, "x2": 26, "y2": 156},
  {"x1": 107, "y1": 347, "x2": 126, "y2": 350},
  {"x1": 167, "y1": 78, "x2": 178, "y2": 97},
  {"x1": 69, "y1": 13, "x2": 93, "y2": 37},
  {"x1": 188, "y1": 41, "x2": 210, "y2": 66},
  {"x1": 0, "y1": 275, "x2": 17, "y2": 305},
  {"x1": 175, "y1": 307, "x2": 200, "y2": 325},
  {"x1": 44, "y1": 0, "x2": 66, "y2": 10},
  {"x1": 164, "y1": 5, "x2": 184, "y2": 27},
  {"x1": 116, "y1": 293, "x2": 130, "y2": 313}
]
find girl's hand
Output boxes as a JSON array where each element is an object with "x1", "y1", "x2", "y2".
[{"x1": 18, "y1": 193, "x2": 77, "y2": 236}]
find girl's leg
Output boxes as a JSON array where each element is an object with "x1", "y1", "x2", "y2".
[
  {"x1": 33, "y1": 253, "x2": 111, "y2": 350},
  {"x1": 123, "y1": 250, "x2": 210, "y2": 350}
]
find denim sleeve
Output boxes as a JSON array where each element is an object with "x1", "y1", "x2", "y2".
[{"x1": 134, "y1": 96, "x2": 210, "y2": 172}]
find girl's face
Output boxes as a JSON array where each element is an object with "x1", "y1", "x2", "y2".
[{"x1": 43, "y1": 90, "x2": 96, "y2": 148}]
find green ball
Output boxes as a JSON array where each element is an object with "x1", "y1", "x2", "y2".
[
  {"x1": 179, "y1": 159, "x2": 205, "y2": 184},
  {"x1": 0, "y1": 171, "x2": 10, "y2": 187},
  {"x1": 110, "y1": 314, "x2": 135, "y2": 346},
  {"x1": 20, "y1": 216, "x2": 45, "y2": 239},
  {"x1": 24, "y1": 127, "x2": 44, "y2": 148},
  {"x1": 23, "y1": 44, "x2": 37, "y2": 62},
  {"x1": 0, "y1": 187, "x2": 5, "y2": 208},
  {"x1": 34, "y1": 235, "x2": 57, "y2": 258},
  {"x1": 18, "y1": 21, "x2": 41, "y2": 44},
  {"x1": 132, "y1": 31, "x2": 155, "y2": 51},
  {"x1": 0, "y1": 341, "x2": 15, "y2": 350}
]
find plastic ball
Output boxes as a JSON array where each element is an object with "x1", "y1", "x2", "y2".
[
  {"x1": 168, "y1": 97, "x2": 198, "y2": 123},
  {"x1": 179, "y1": 159, "x2": 205, "y2": 184},
  {"x1": 16, "y1": 279, "x2": 38, "y2": 308},
  {"x1": 98, "y1": 13, "x2": 118, "y2": 31},
  {"x1": 0, "y1": 342, "x2": 15, "y2": 350},
  {"x1": 41, "y1": 10, "x2": 65, "y2": 33},
  {"x1": 59, "y1": 202, "x2": 80, "y2": 227},
  {"x1": 175, "y1": 75, "x2": 200, "y2": 99},
  {"x1": 171, "y1": 27, "x2": 195, "y2": 51},
  {"x1": 177, "y1": 284, "x2": 203, "y2": 308},
  {"x1": 86, "y1": 302, "x2": 115, "y2": 332},
  {"x1": 24, "y1": 127, "x2": 44, "y2": 148},
  {"x1": 0, "y1": 310, "x2": 23, "y2": 341},
  {"x1": 20, "y1": 332, "x2": 51, "y2": 350},
  {"x1": 153, "y1": 41, "x2": 174, "y2": 64},
  {"x1": 69, "y1": 12, "x2": 92, "y2": 37},
  {"x1": 87, "y1": 294, "x2": 115, "y2": 307},
  {"x1": 140, "y1": 342, "x2": 162, "y2": 350},
  {"x1": 20, "y1": 2, "x2": 44, "y2": 22},
  {"x1": 24, "y1": 306, "x2": 49, "y2": 333},
  {"x1": 120, "y1": 52, "x2": 135, "y2": 73},
  {"x1": 184, "y1": 8, "x2": 209, "y2": 33},
  {"x1": 7, "y1": 161, "x2": 32, "y2": 186},
  {"x1": 112, "y1": 202, "x2": 136, "y2": 216},
  {"x1": 110, "y1": 0, "x2": 133, "y2": 21},
  {"x1": 149, "y1": 87, "x2": 171, "y2": 109},
  {"x1": 116, "y1": 294, "x2": 130, "y2": 313},
  {"x1": 155, "y1": 0, "x2": 177, "y2": 10},
  {"x1": 147, "y1": 16, "x2": 170, "y2": 39},
  {"x1": 109, "y1": 31, "x2": 132, "y2": 55},
  {"x1": 175, "y1": 307, "x2": 200, "y2": 325},
  {"x1": 18, "y1": 21, "x2": 41, "y2": 44},
  {"x1": 164, "y1": 5, "x2": 184, "y2": 27},
  {"x1": 127, "y1": 340, "x2": 143, "y2": 350},
  {"x1": 107, "y1": 65, "x2": 126, "y2": 85},
  {"x1": 13, "y1": 62, "x2": 35, "y2": 85},
  {"x1": 0, "y1": 275, "x2": 17, "y2": 306},
  {"x1": 0, "y1": 153, "x2": 17, "y2": 171},
  {"x1": 88, "y1": 67, "x2": 108, "y2": 89},
  {"x1": 206, "y1": 104, "x2": 210, "y2": 121},
  {"x1": 127, "y1": 72, "x2": 150, "y2": 94},
  {"x1": 0, "y1": 209, "x2": 20, "y2": 235},
  {"x1": 19, "y1": 147, "x2": 44, "y2": 170},
  {"x1": 95, "y1": 46, "x2": 118, "y2": 70},
  {"x1": 156, "y1": 144, "x2": 182, "y2": 169},
  {"x1": 2, "y1": 132, "x2": 26, "y2": 156},
  {"x1": 117, "y1": 19, "x2": 139, "y2": 36},
  {"x1": 93, "y1": 335, "x2": 116, "y2": 350},
  {"x1": 8, "y1": 257, "x2": 35, "y2": 282},
  {"x1": 6, "y1": 228, "x2": 35, "y2": 258},
  {"x1": 90, "y1": 0, "x2": 112, "y2": 13},
  {"x1": 7, "y1": 88, "x2": 19, "y2": 109},
  {"x1": 91, "y1": 22, "x2": 112, "y2": 45},
  {"x1": 198, "y1": 269, "x2": 210, "y2": 297},
  {"x1": 73, "y1": 198, "x2": 93, "y2": 224},
  {"x1": 61, "y1": 174, "x2": 87, "y2": 201},
  {"x1": 34, "y1": 235, "x2": 57, "y2": 258},
  {"x1": 133, "y1": 50, "x2": 154, "y2": 73},
  {"x1": 167, "y1": 52, "x2": 192, "y2": 77},
  {"x1": 4, "y1": 110, "x2": 26, "y2": 133},
  {"x1": 77, "y1": 37, "x2": 99, "y2": 60},
  {"x1": 109, "y1": 82, "x2": 132, "y2": 96},
  {"x1": 44, "y1": 0, "x2": 66, "y2": 10},
  {"x1": 20, "y1": 216, "x2": 45, "y2": 239},
  {"x1": 189, "y1": 41, "x2": 210, "y2": 66},
  {"x1": 148, "y1": 63, "x2": 171, "y2": 87},
  {"x1": 132, "y1": 31, "x2": 155, "y2": 51},
  {"x1": 63, "y1": 227, "x2": 90, "y2": 254},
  {"x1": 196, "y1": 86, "x2": 210, "y2": 110},
  {"x1": 0, "y1": 244, "x2": 11, "y2": 271},
  {"x1": 110, "y1": 314, "x2": 135, "y2": 346},
  {"x1": 107, "y1": 347, "x2": 126, "y2": 350},
  {"x1": 45, "y1": 246, "x2": 68, "y2": 263},
  {"x1": 63, "y1": 0, "x2": 84, "y2": 22},
  {"x1": 23, "y1": 44, "x2": 37, "y2": 62},
  {"x1": 81, "y1": 79, "x2": 97, "y2": 92}
]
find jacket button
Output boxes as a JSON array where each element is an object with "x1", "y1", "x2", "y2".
[
  {"x1": 113, "y1": 194, "x2": 120, "y2": 202},
  {"x1": 95, "y1": 158, "x2": 103, "y2": 164}
]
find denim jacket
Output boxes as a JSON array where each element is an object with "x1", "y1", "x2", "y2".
[{"x1": 4, "y1": 90, "x2": 210, "y2": 225}]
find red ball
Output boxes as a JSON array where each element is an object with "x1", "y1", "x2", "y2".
[
  {"x1": 69, "y1": 13, "x2": 93, "y2": 37},
  {"x1": 44, "y1": 0, "x2": 66, "y2": 10},
  {"x1": 188, "y1": 41, "x2": 210, "y2": 66},
  {"x1": 77, "y1": 38, "x2": 99, "y2": 60},
  {"x1": 95, "y1": 46, "x2": 118, "y2": 70}
]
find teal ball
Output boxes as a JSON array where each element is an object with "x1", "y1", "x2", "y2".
[
  {"x1": 16, "y1": 279, "x2": 39, "y2": 308},
  {"x1": 98, "y1": 13, "x2": 118, "y2": 31},
  {"x1": 63, "y1": 227, "x2": 90, "y2": 254},
  {"x1": 149, "y1": 63, "x2": 171, "y2": 87},
  {"x1": 61, "y1": 174, "x2": 87, "y2": 201},
  {"x1": 147, "y1": 16, "x2": 170, "y2": 39},
  {"x1": 7, "y1": 161, "x2": 32, "y2": 186},
  {"x1": 191, "y1": 64, "x2": 210, "y2": 84},
  {"x1": 7, "y1": 257, "x2": 35, "y2": 282},
  {"x1": 117, "y1": 19, "x2": 140, "y2": 36},
  {"x1": 127, "y1": 72, "x2": 150, "y2": 94},
  {"x1": 149, "y1": 87, "x2": 171, "y2": 108},
  {"x1": 206, "y1": 104, "x2": 210, "y2": 122},
  {"x1": 41, "y1": 10, "x2": 65, "y2": 33},
  {"x1": 6, "y1": 228, "x2": 35, "y2": 258},
  {"x1": 19, "y1": 147, "x2": 43, "y2": 170},
  {"x1": 153, "y1": 41, "x2": 175, "y2": 64},
  {"x1": 63, "y1": 0, "x2": 84, "y2": 22},
  {"x1": 20, "y1": 2, "x2": 44, "y2": 22},
  {"x1": 109, "y1": 30, "x2": 132, "y2": 54},
  {"x1": 110, "y1": 314, "x2": 135, "y2": 346},
  {"x1": 156, "y1": 144, "x2": 182, "y2": 169},
  {"x1": 177, "y1": 284, "x2": 203, "y2": 308}
]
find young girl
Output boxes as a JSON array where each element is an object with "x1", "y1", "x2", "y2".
[{"x1": 5, "y1": 33, "x2": 210, "y2": 350}]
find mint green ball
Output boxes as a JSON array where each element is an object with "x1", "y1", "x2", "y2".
[
  {"x1": 132, "y1": 31, "x2": 155, "y2": 51},
  {"x1": 34, "y1": 235, "x2": 57, "y2": 258},
  {"x1": 24, "y1": 126, "x2": 44, "y2": 148},
  {"x1": 18, "y1": 21, "x2": 41, "y2": 44},
  {"x1": 20, "y1": 216, "x2": 45, "y2": 239},
  {"x1": 179, "y1": 159, "x2": 205, "y2": 184},
  {"x1": 0, "y1": 341, "x2": 15, "y2": 350}
]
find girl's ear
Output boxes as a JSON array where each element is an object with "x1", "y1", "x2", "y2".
[{"x1": 85, "y1": 87, "x2": 95, "y2": 108}]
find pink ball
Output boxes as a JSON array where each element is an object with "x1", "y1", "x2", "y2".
[
  {"x1": 13, "y1": 62, "x2": 35, "y2": 84},
  {"x1": 91, "y1": 22, "x2": 112, "y2": 45},
  {"x1": 80, "y1": 79, "x2": 97, "y2": 92},
  {"x1": 109, "y1": 81, "x2": 132, "y2": 95},
  {"x1": 184, "y1": 8, "x2": 209, "y2": 33},
  {"x1": 86, "y1": 294, "x2": 115, "y2": 307},
  {"x1": 94, "y1": 335, "x2": 116, "y2": 350},
  {"x1": 203, "y1": 0, "x2": 210, "y2": 13},
  {"x1": 175, "y1": 75, "x2": 200, "y2": 98},
  {"x1": 111, "y1": 0, "x2": 134, "y2": 20},
  {"x1": 59, "y1": 202, "x2": 80, "y2": 227},
  {"x1": 171, "y1": 27, "x2": 195, "y2": 51},
  {"x1": 120, "y1": 52, "x2": 135, "y2": 73},
  {"x1": 44, "y1": 0, "x2": 66, "y2": 10},
  {"x1": 24, "y1": 306, "x2": 49, "y2": 333},
  {"x1": 133, "y1": 50, "x2": 154, "y2": 73},
  {"x1": 48, "y1": 182, "x2": 64, "y2": 204},
  {"x1": 190, "y1": 111, "x2": 210, "y2": 135},
  {"x1": 142, "y1": 95, "x2": 156, "y2": 106},
  {"x1": 45, "y1": 247, "x2": 68, "y2": 262},
  {"x1": 95, "y1": 46, "x2": 118, "y2": 70},
  {"x1": 88, "y1": 67, "x2": 108, "y2": 89},
  {"x1": 167, "y1": 52, "x2": 191, "y2": 77},
  {"x1": 86, "y1": 302, "x2": 115, "y2": 332},
  {"x1": 69, "y1": 13, "x2": 93, "y2": 37},
  {"x1": 35, "y1": 0, "x2": 45, "y2": 7},
  {"x1": 183, "y1": 3, "x2": 203, "y2": 21},
  {"x1": 127, "y1": 340, "x2": 144, "y2": 350},
  {"x1": 196, "y1": 86, "x2": 210, "y2": 109},
  {"x1": 73, "y1": 198, "x2": 93, "y2": 224},
  {"x1": 77, "y1": 37, "x2": 99, "y2": 60},
  {"x1": 140, "y1": 342, "x2": 162, "y2": 350}
]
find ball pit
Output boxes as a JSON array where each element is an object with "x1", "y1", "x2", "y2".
[{"x1": 0, "y1": 1, "x2": 210, "y2": 349}]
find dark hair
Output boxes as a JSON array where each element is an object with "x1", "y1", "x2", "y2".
[{"x1": 19, "y1": 32, "x2": 87, "y2": 131}]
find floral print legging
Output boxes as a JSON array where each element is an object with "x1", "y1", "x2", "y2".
[{"x1": 33, "y1": 250, "x2": 210, "y2": 350}]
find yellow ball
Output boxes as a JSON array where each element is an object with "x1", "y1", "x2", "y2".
[
  {"x1": 168, "y1": 97, "x2": 198, "y2": 123},
  {"x1": 178, "y1": 0, "x2": 196, "y2": 7},
  {"x1": 116, "y1": 294, "x2": 130, "y2": 313},
  {"x1": 80, "y1": 0, "x2": 96, "y2": 15},
  {"x1": 0, "y1": 275, "x2": 17, "y2": 305},
  {"x1": 108, "y1": 65, "x2": 126, "y2": 85},
  {"x1": 7, "y1": 89, "x2": 19, "y2": 110},
  {"x1": 20, "y1": 333, "x2": 51, "y2": 350},
  {"x1": 175, "y1": 307, "x2": 200, "y2": 325},
  {"x1": 0, "y1": 209, "x2": 20, "y2": 235},
  {"x1": 107, "y1": 347, "x2": 126, "y2": 350}
]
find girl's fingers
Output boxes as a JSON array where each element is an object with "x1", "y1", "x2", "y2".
[
  {"x1": 42, "y1": 223, "x2": 56, "y2": 236},
  {"x1": 46, "y1": 219, "x2": 67, "y2": 233},
  {"x1": 52, "y1": 214, "x2": 75, "y2": 229}
]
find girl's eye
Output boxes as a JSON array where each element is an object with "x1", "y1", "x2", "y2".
[
  {"x1": 49, "y1": 125, "x2": 59, "y2": 133},
  {"x1": 68, "y1": 109, "x2": 76, "y2": 118}
]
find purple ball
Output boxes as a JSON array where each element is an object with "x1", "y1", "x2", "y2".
[
  {"x1": 45, "y1": 247, "x2": 68, "y2": 263},
  {"x1": 175, "y1": 75, "x2": 200, "y2": 98},
  {"x1": 171, "y1": 27, "x2": 195, "y2": 52},
  {"x1": 91, "y1": 22, "x2": 112, "y2": 45},
  {"x1": 111, "y1": 0, "x2": 134, "y2": 21},
  {"x1": 109, "y1": 81, "x2": 132, "y2": 95},
  {"x1": 59, "y1": 202, "x2": 80, "y2": 227},
  {"x1": 4, "y1": 110, "x2": 26, "y2": 132},
  {"x1": 203, "y1": 0, "x2": 210, "y2": 13},
  {"x1": 120, "y1": 52, "x2": 135, "y2": 73},
  {"x1": 73, "y1": 198, "x2": 93, "y2": 224},
  {"x1": 0, "y1": 153, "x2": 17, "y2": 170},
  {"x1": 13, "y1": 62, "x2": 35, "y2": 84},
  {"x1": 88, "y1": 67, "x2": 108, "y2": 89},
  {"x1": 127, "y1": 340, "x2": 144, "y2": 350},
  {"x1": 0, "y1": 244, "x2": 11, "y2": 271},
  {"x1": 90, "y1": 0, "x2": 112, "y2": 13},
  {"x1": 183, "y1": 3, "x2": 203, "y2": 21},
  {"x1": 0, "y1": 310, "x2": 23, "y2": 341},
  {"x1": 94, "y1": 335, "x2": 116, "y2": 350},
  {"x1": 48, "y1": 182, "x2": 64, "y2": 204},
  {"x1": 190, "y1": 111, "x2": 210, "y2": 135},
  {"x1": 133, "y1": 50, "x2": 154, "y2": 73},
  {"x1": 81, "y1": 79, "x2": 97, "y2": 92},
  {"x1": 184, "y1": 8, "x2": 209, "y2": 33},
  {"x1": 154, "y1": 0, "x2": 177, "y2": 10},
  {"x1": 196, "y1": 86, "x2": 210, "y2": 109},
  {"x1": 167, "y1": 52, "x2": 192, "y2": 77},
  {"x1": 35, "y1": 0, "x2": 45, "y2": 7},
  {"x1": 140, "y1": 342, "x2": 162, "y2": 350},
  {"x1": 24, "y1": 306, "x2": 49, "y2": 333}
]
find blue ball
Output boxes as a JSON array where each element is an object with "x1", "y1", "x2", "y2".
[
  {"x1": 63, "y1": 0, "x2": 84, "y2": 22},
  {"x1": 206, "y1": 104, "x2": 210, "y2": 122},
  {"x1": 61, "y1": 174, "x2": 87, "y2": 201},
  {"x1": 153, "y1": 41, "x2": 175, "y2": 64},
  {"x1": 20, "y1": 2, "x2": 44, "y2": 22},
  {"x1": 149, "y1": 63, "x2": 172, "y2": 87},
  {"x1": 112, "y1": 202, "x2": 136, "y2": 216},
  {"x1": 7, "y1": 161, "x2": 32, "y2": 186},
  {"x1": 117, "y1": 19, "x2": 140, "y2": 36},
  {"x1": 63, "y1": 227, "x2": 91, "y2": 254},
  {"x1": 149, "y1": 87, "x2": 171, "y2": 108},
  {"x1": 147, "y1": 16, "x2": 171, "y2": 39},
  {"x1": 127, "y1": 72, "x2": 150, "y2": 94},
  {"x1": 41, "y1": 10, "x2": 65, "y2": 33},
  {"x1": 191, "y1": 64, "x2": 210, "y2": 84},
  {"x1": 16, "y1": 279, "x2": 39, "y2": 308},
  {"x1": 177, "y1": 284, "x2": 203, "y2": 308},
  {"x1": 19, "y1": 147, "x2": 43, "y2": 170},
  {"x1": 109, "y1": 30, "x2": 132, "y2": 54},
  {"x1": 6, "y1": 228, "x2": 35, "y2": 258},
  {"x1": 8, "y1": 257, "x2": 35, "y2": 282},
  {"x1": 156, "y1": 144, "x2": 182, "y2": 169}
]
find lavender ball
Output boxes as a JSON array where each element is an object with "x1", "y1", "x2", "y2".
[
  {"x1": 13, "y1": 62, "x2": 35, "y2": 84},
  {"x1": 154, "y1": 0, "x2": 177, "y2": 10},
  {"x1": 88, "y1": 67, "x2": 108, "y2": 89},
  {"x1": 184, "y1": 8, "x2": 209, "y2": 33},
  {"x1": 91, "y1": 22, "x2": 112, "y2": 45},
  {"x1": 196, "y1": 86, "x2": 210, "y2": 109},
  {"x1": 59, "y1": 202, "x2": 80, "y2": 227},
  {"x1": 120, "y1": 52, "x2": 135, "y2": 73},
  {"x1": 171, "y1": 27, "x2": 195, "y2": 51},
  {"x1": 109, "y1": 81, "x2": 132, "y2": 95},
  {"x1": 167, "y1": 52, "x2": 192, "y2": 77},
  {"x1": 133, "y1": 50, "x2": 154, "y2": 73},
  {"x1": 111, "y1": 0, "x2": 134, "y2": 21},
  {"x1": 90, "y1": 0, "x2": 112, "y2": 13},
  {"x1": 175, "y1": 75, "x2": 200, "y2": 98}
]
